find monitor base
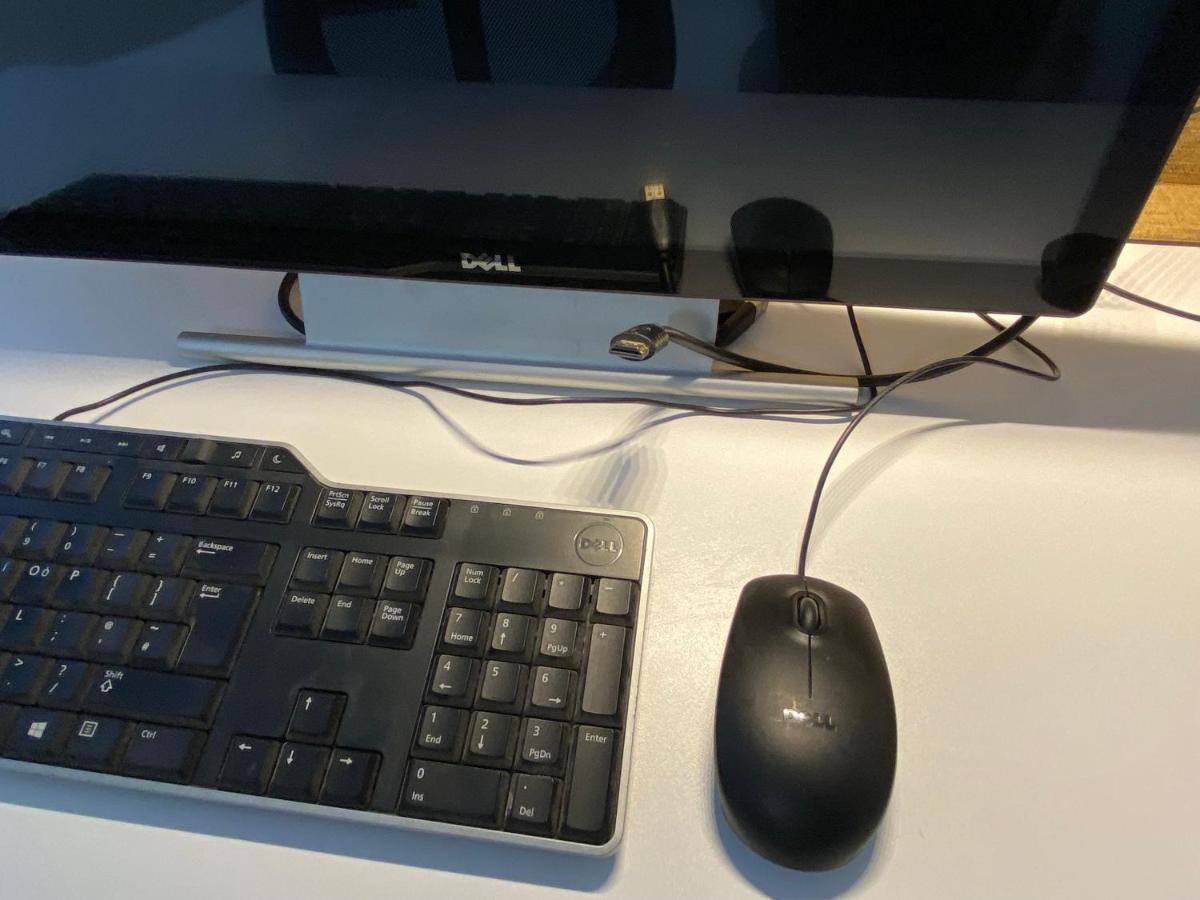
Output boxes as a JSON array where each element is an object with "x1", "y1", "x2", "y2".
[{"x1": 177, "y1": 275, "x2": 863, "y2": 405}]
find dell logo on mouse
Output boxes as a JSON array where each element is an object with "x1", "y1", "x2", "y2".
[
  {"x1": 460, "y1": 252, "x2": 522, "y2": 274},
  {"x1": 783, "y1": 708, "x2": 836, "y2": 731}
]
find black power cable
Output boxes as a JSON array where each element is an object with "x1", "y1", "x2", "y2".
[
  {"x1": 277, "y1": 272, "x2": 305, "y2": 334},
  {"x1": 1105, "y1": 282, "x2": 1200, "y2": 324},
  {"x1": 845, "y1": 306, "x2": 876, "y2": 399}
]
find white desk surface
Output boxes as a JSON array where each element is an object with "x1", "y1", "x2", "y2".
[{"x1": 0, "y1": 245, "x2": 1198, "y2": 899}]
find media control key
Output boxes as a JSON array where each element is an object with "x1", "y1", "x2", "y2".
[
  {"x1": 261, "y1": 447, "x2": 305, "y2": 473},
  {"x1": 0, "y1": 421, "x2": 29, "y2": 445}
]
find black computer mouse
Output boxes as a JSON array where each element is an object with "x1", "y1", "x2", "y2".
[
  {"x1": 729, "y1": 198, "x2": 833, "y2": 299},
  {"x1": 715, "y1": 575, "x2": 897, "y2": 871}
]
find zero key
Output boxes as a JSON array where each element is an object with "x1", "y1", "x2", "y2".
[{"x1": 401, "y1": 760, "x2": 507, "y2": 826}]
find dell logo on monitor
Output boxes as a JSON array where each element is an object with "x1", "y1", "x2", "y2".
[{"x1": 460, "y1": 252, "x2": 523, "y2": 274}]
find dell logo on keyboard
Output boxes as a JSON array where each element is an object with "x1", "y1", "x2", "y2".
[
  {"x1": 575, "y1": 523, "x2": 623, "y2": 566},
  {"x1": 460, "y1": 252, "x2": 523, "y2": 274}
]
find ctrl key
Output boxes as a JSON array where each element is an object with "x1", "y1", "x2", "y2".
[{"x1": 120, "y1": 723, "x2": 204, "y2": 783}]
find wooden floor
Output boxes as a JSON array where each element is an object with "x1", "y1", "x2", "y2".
[{"x1": 1132, "y1": 109, "x2": 1200, "y2": 245}]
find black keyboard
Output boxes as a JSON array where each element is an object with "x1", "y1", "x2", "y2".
[{"x1": 0, "y1": 417, "x2": 650, "y2": 853}]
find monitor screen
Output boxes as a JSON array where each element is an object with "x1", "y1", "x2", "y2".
[{"x1": 1, "y1": 2, "x2": 1197, "y2": 316}]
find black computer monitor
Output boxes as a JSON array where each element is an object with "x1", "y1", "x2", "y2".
[{"x1": 0, "y1": 2, "x2": 1196, "y2": 316}]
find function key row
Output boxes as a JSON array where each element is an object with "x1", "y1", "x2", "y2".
[
  {"x1": 313, "y1": 488, "x2": 446, "y2": 537},
  {"x1": 0, "y1": 420, "x2": 307, "y2": 474},
  {"x1": 1, "y1": 455, "x2": 110, "y2": 504},
  {"x1": 125, "y1": 470, "x2": 300, "y2": 524}
]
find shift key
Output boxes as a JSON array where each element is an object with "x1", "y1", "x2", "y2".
[
  {"x1": 83, "y1": 667, "x2": 223, "y2": 728},
  {"x1": 182, "y1": 537, "x2": 277, "y2": 585}
]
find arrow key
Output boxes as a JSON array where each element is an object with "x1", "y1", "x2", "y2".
[
  {"x1": 269, "y1": 742, "x2": 330, "y2": 802},
  {"x1": 219, "y1": 735, "x2": 281, "y2": 794},
  {"x1": 319, "y1": 748, "x2": 380, "y2": 809},
  {"x1": 287, "y1": 690, "x2": 345, "y2": 744}
]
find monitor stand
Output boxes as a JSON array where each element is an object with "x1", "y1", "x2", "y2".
[{"x1": 178, "y1": 275, "x2": 862, "y2": 405}]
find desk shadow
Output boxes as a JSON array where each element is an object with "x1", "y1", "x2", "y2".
[
  {"x1": 710, "y1": 784, "x2": 878, "y2": 899},
  {"x1": 0, "y1": 769, "x2": 616, "y2": 891}
]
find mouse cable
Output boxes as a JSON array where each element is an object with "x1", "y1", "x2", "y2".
[
  {"x1": 796, "y1": 350, "x2": 1061, "y2": 577},
  {"x1": 52, "y1": 361, "x2": 873, "y2": 423},
  {"x1": 1104, "y1": 282, "x2": 1200, "y2": 324}
]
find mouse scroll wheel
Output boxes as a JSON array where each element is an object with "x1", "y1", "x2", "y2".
[{"x1": 795, "y1": 594, "x2": 824, "y2": 635}]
